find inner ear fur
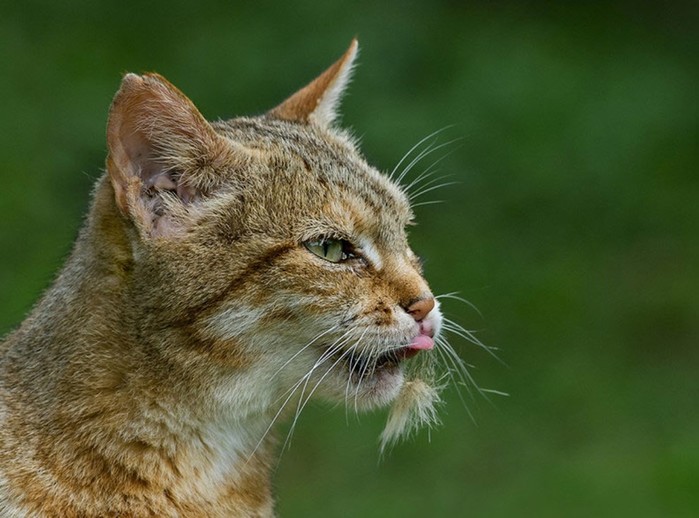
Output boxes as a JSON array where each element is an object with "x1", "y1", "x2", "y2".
[{"x1": 106, "y1": 73, "x2": 244, "y2": 237}]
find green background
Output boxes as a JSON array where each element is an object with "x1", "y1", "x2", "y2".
[{"x1": 1, "y1": 1, "x2": 697, "y2": 516}]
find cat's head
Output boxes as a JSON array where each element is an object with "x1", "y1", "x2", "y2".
[{"x1": 105, "y1": 40, "x2": 443, "y2": 446}]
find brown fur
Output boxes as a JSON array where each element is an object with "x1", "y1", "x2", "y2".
[{"x1": 0, "y1": 41, "x2": 442, "y2": 516}]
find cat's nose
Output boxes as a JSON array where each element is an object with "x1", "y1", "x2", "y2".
[{"x1": 406, "y1": 296, "x2": 435, "y2": 322}]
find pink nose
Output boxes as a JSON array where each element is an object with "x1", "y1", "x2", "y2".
[{"x1": 406, "y1": 297, "x2": 435, "y2": 322}]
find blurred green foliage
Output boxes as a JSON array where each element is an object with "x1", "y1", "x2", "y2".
[{"x1": 1, "y1": 1, "x2": 698, "y2": 516}]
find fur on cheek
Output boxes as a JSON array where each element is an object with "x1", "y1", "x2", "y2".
[{"x1": 380, "y1": 377, "x2": 442, "y2": 453}]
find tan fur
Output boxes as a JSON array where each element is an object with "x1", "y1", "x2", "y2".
[
  {"x1": 0, "y1": 41, "x2": 443, "y2": 516},
  {"x1": 270, "y1": 38, "x2": 358, "y2": 126}
]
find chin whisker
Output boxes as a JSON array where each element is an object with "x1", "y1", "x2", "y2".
[
  {"x1": 270, "y1": 324, "x2": 342, "y2": 380},
  {"x1": 283, "y1": 329, "x2": 368, "y2": 451},
  {"x1": 344, "y1": 343, "x2": 363, "y2": 423},
  {"x1": 352, "y1": 341, "x2": 376, "y2": 412},
  {"x1": 250, "y1": 329, "x2": 353, "y2": 462}
]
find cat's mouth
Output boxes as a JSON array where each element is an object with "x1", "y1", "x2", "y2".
[
  {"x1": 345, "y1": 346, "x2": 419, "y2": 378},
  {"x1": 331, "y1": 335, "x2": 434, "y2": 382}
]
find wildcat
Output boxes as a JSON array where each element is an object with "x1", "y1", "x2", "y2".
[{"x1": 0, "y1": 40, "x2": 447, "y2": 516}]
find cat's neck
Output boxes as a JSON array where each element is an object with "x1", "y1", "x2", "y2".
[{"x1": 3, "y1": 176, "x2": 277, "y2": 514}]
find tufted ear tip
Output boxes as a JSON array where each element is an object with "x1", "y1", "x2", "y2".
[{"x1": 269, "y1": 39, "x2": 359, "y2": 127}]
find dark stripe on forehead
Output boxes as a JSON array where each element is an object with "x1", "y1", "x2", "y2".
[
  {"x1": 217, "y1": 118, "x2": 334, "y2": 154},
  {"x1": 338, "y1": 177, "x2": 411, "y2": 235}
]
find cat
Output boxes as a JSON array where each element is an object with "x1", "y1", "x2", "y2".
[{"x1": 0, "y1": 39, "x2": 448, "y2": 517}]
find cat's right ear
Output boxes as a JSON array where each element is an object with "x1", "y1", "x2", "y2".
[{"x1": 106, "y1": 73, "x2": 246, "y2": 238}]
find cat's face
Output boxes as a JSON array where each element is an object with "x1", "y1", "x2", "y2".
[
  {"x1": 198, "y1": 119, "x2": 443, "y2": 410},
  {"x1": 106, "y1": 42, "x2": 443, "y2": 437}
]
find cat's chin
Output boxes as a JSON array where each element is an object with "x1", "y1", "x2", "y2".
[
  {"x1": 351, "y1": 362, "x2": 407, "y2": 410},
  {"x1": 317, "y1": 354, "x2": 408, "y2": 411}
]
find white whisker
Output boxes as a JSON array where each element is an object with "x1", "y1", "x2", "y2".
[
  {"x1": 411, "y1": 199, "x2": 445, "y2": 208},
  {"x1": 388, "y1": 126, "x2": 454, "y2": 181},
  {"x1": 441, "y1": 318, "x2": 506, "y2": 365},
  {"x1": 405, "y1": 172, "x2": 451, "y2": 197},
  {"x1": 396, "y1": 138, "x2": 461, "y2": 185},
  {"x1": 352, "y1": 334, "x2": 377, "y2": 412},
  {"x1": 403, "y1": 139, "x2": 461, "y2": 196},
  {"x1": 433, "y1": 342, "x2": 474, "y2": 417},
  {"x1": 270, "y1": 324, "x2": 342, "y2": 380},
  {"x1": 409, "y1": 181, "x2": 459, "y2": 202},
  {"x1": 249, "y1": 329, "x2": 353, "y2": 461},
  {"x1": 284, "y1": 330, "x2": 367, "y2": 450},
  {"x1": 435, "y1": 293, "x2": 483, "y2": 317}
]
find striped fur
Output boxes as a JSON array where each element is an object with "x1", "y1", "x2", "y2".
[{"x1": 0, "y1": 41, "x2": 442, "y2": 516}]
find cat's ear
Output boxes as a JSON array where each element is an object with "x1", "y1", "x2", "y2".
[
  {"x1": 269, "y1": 38, "x2": 358, "y2": 127},
  {"x1": 106, "y1": 73, "x2": 244, "y2": 237}
]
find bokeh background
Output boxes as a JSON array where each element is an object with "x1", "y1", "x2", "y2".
[{"x1": 2, "y1": 1, "x2": 698, "y2": 516}]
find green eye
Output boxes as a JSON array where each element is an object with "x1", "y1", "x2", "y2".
[{"x1": 304, "y1": 238, "x2": 353, "y2": 263}]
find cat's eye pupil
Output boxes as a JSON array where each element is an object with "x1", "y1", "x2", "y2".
[{"x1": 304, "y1": 238, "x2": 354, "y2": 264}]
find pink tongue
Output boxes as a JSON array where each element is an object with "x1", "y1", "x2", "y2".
[{"x1": 408, "y1": 334, "x2": 434, "y2": 351}]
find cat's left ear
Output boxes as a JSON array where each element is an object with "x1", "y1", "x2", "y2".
[{"x1": 269, "y1": 39, "x2": 358, "y2": 127}]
